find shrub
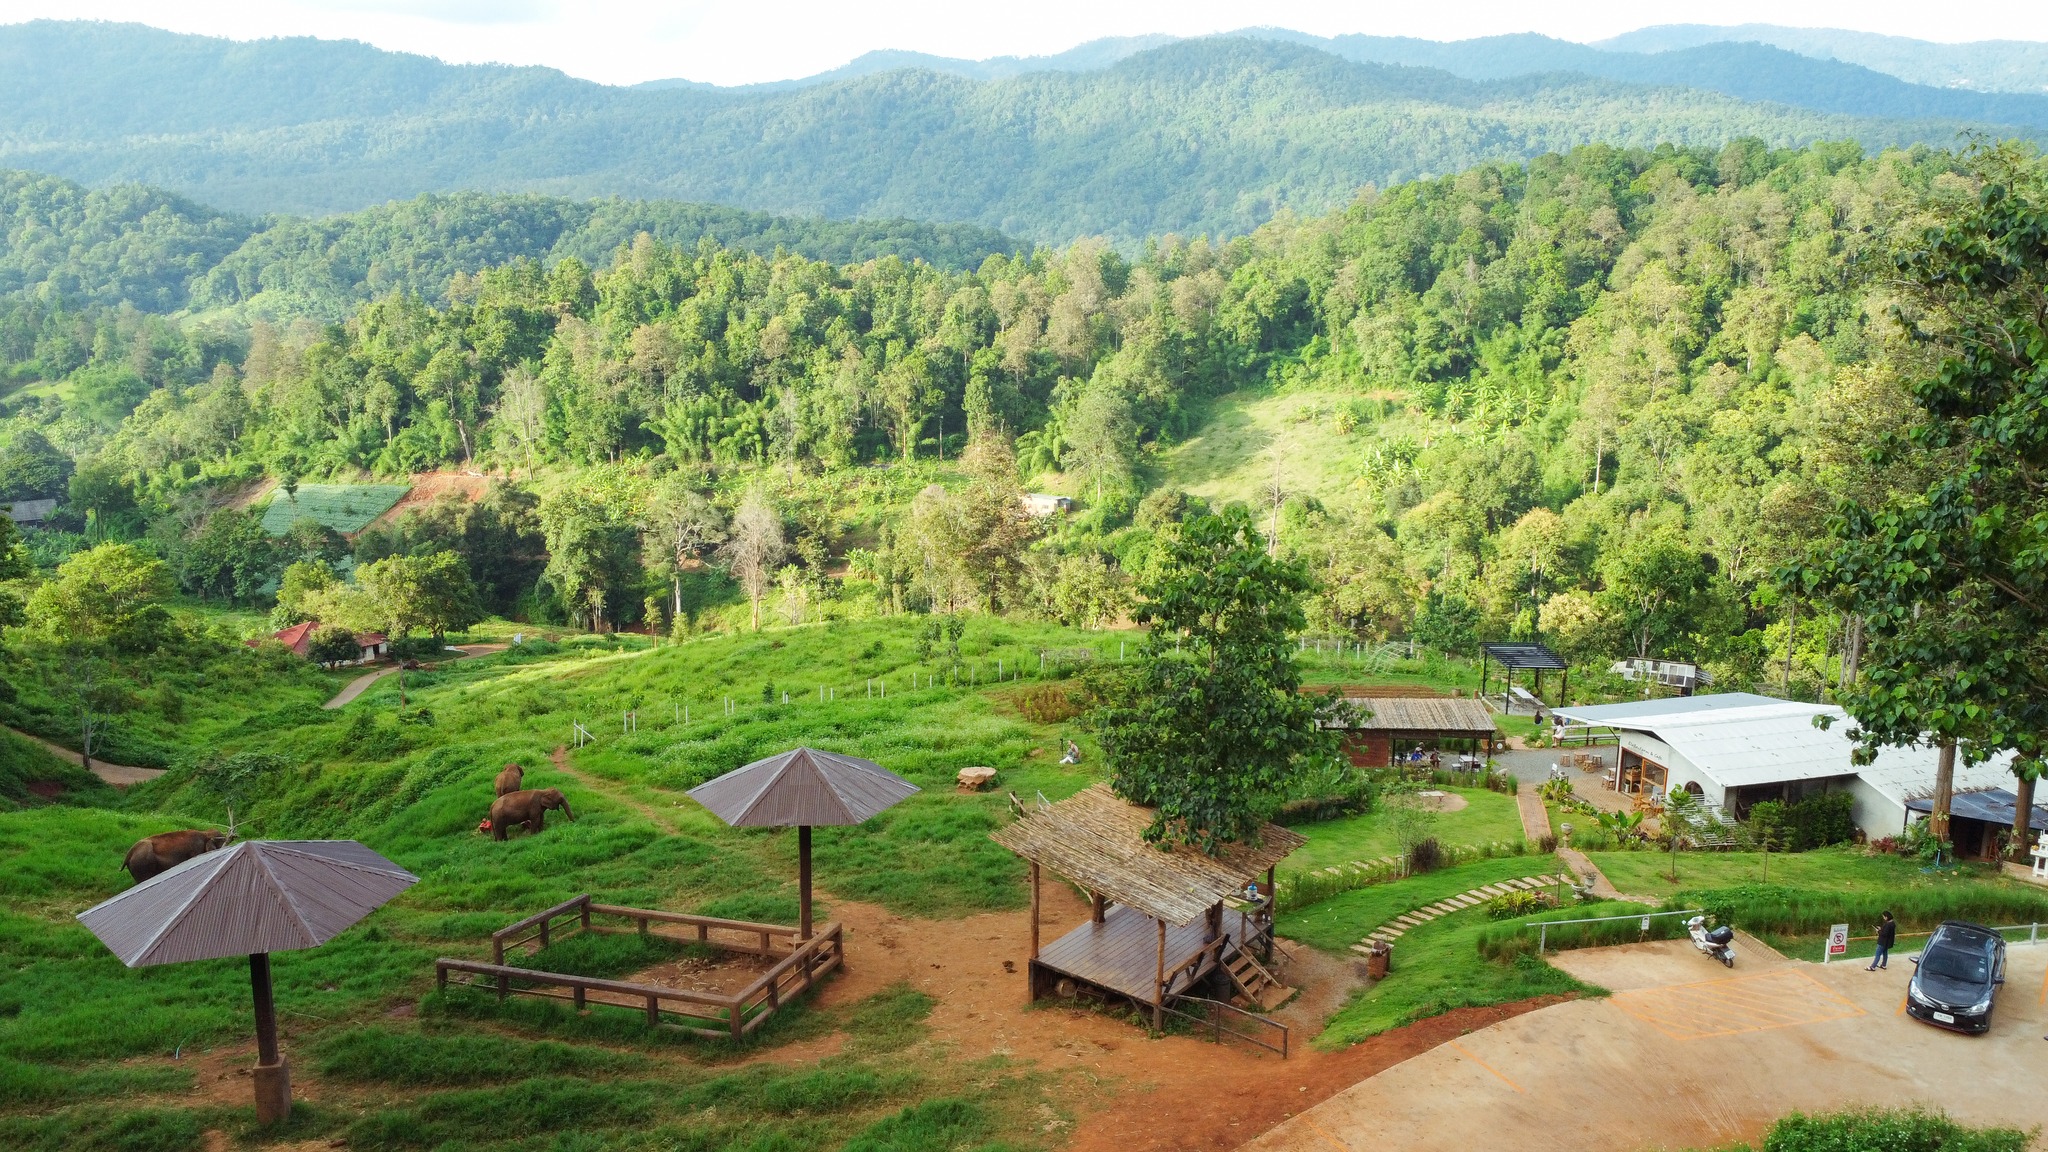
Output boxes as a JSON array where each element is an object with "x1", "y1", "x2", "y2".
[
  {"x1": 1538, "y1": 777, "x2": 1576, "y2": 803},
  {"x1": 1535, "y1": 833, "x2": 1558, "y2": 854},
  {"x1": 1487, "y1": 890, "x2": 1556, "y2": 919},
  {"x1": 1476, "y1": 904, "x2": 1695, "y2": 961},
  {"x1": 1408, "y1": 837, "x2": 1443, "y2": 874},
  {"x1": 1755, "y1": 1107, "x2": 2027, "y2": 1152},
  {"x1": 1016, "y1": 684, "x2": 1079, "y2": 724}
]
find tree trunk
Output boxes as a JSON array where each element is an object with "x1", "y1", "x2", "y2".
[
  {"x1": 1781, "y1": 596, "x2": 1797, "y2": 697},
  {"x1": 1931, "y1": 740, "x2": 1956, "y2": 843},
  {"x1": 2012, "y1": 767, "x2": 2039, "y2": 863}
]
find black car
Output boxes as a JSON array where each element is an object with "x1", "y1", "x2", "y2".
[{"x1": 1905, "y1": 921, "x2": 2007, "y2": 1034}]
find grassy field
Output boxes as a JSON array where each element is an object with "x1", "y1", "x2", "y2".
[
  {"x1": 0, "y1": 615, "x2": 1126, "y2": 1150},
  {"x1": 1283, "y1": 787, "x2": 1524, "y2": 876},
  {"x1": 257, "y1": 483, "x2": 410, "y2": 534},
  {"x1": 1154, "y1": 388, "x2": 1381, "y2": 508}
]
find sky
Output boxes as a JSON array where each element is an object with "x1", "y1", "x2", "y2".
[{"x1": 0, "y1": 0, "x2": 2044, "y2": 87}]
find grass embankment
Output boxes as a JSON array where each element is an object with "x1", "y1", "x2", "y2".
[
  {"x1": 0, "y1": 616, "x2": 1105, "y2": 1149},
  {"x1": 1276, "y1": 855, "x2": 1597, "y2": 1049},
  {"x1": 1589, "y1": 847, "x2": 2048, "y2": 962},
  {"x1": 1283, "y1": 787, "x2": 1524, "y2": 876}
]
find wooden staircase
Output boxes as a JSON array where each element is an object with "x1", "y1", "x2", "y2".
[{"x1": 1222, "y1": 939, "x2": 1293, "y2": 1012}]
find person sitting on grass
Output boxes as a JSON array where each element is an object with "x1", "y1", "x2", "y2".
[{"x1": 1059, "y1": 741, "x2": 1081, "y2": 765}]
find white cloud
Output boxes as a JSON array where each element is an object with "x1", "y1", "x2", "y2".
[{"x1": 0, "y1": 0, "x2": 2041, "y2": 86}]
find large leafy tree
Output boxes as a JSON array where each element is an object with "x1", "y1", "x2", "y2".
[
  {"x1": 1091, "y1": 505, "x2": 1340, "y2": 853},
  {"x1": 1793, "y1": 142, "x2": 2048, "y2": 852}
]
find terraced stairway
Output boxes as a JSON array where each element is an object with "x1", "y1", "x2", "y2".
[{"x1": 1348, "y1": 874, "x2": 1567, "y2": 956}]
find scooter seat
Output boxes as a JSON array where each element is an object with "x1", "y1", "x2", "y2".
[{"x1": 1706, "y1": 926, "x2": 1734, "y2": 945}]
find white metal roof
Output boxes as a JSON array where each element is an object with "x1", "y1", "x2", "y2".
[{"x1": 1552, "y1": 694, "x2": 2015, "y2": 795}]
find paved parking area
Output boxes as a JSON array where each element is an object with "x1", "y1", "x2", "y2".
[{"x1": 1242, "y1": 937, "x2": 2048, "y2": 1151}]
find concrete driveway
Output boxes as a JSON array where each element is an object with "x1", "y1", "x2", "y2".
[{"x1": 1242, "y1": 937, "x2": 2048, "y2": 1151}]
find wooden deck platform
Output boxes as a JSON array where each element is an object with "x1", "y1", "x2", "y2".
[{"x1": 1031, "y1": 904, "x2": 1262, "y2": 1005}]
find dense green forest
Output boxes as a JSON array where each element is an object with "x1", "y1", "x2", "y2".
[
  {"x1": 0, "y1": 137, "x2": 1997, "y2": 709},
  {"x1": 0, "y1": 22, "x2": 2021, "y2": 239},
  {"x1": 0, "y1": 170, "x2": 1018, "y2": 318}
]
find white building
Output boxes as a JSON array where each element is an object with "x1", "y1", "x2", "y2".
[
  {"x1": 1551, "y1": 693, "x2": 2014, "y2": 838},
  {"x1": 1020, "y1": 493, "x2": 1073, "y2": 517}
]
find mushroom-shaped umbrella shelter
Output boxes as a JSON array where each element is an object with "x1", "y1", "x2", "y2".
[
  {"x1": 76, "y1": 840, "x2": 417, "y2": 1124},
  {"x1": 687, "y1": 747, "x2": 918, "y2": 939}
]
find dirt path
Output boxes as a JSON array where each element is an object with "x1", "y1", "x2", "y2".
[
  {"x1": 322, "y1": 644, "x2": 507, "y2": 709},
  {"x1": 5, "y1": 725, "x2": 163, "y2": 787},
  {"x1": 528, "y1": 745, "x2": 1576, "y2": 1151},
  {"x1": 1515, "y1": 781, "x2": 1552, "y2": 840}
]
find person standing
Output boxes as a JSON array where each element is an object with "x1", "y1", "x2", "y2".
[{"x1": 1868, "y1": 911, "x2": 1897, "y2": 971}]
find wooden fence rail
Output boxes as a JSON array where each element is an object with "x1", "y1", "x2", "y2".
[{"x1": 441, "y1": 921, "x2": 844, "y2": 1040}]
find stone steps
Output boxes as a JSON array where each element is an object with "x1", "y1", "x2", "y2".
[{"x1": 1353, "y1": 875, "x2": 1563, "y2": 950}]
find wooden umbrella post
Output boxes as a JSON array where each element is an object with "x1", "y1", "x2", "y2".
[
  {"x1": 798, "y1": 826, "x2": 813, "y2": 941},
  {"x1": 1029, "y1": 862, "x2": 1041, "y2": 958},
  {"x1": 249, "y1": 953, "x2": 292, "y2": 1125}
]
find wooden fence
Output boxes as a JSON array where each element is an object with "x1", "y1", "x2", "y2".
[{"x1": 438, "y1": 894, "x2": 844, "y2": 1040}]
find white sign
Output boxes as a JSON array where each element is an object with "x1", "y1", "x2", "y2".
[{"x1": 1827, "y1": 923, "x2": 1850, "y2": 956}]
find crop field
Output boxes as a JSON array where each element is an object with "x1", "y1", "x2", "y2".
[{"x1": 257, "y1": 483, "x2": 410, "y2": 534}]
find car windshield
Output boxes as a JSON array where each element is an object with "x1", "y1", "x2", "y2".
[{"x1": 1922, "y1": 946, "x2": 1990, "y2": 983}]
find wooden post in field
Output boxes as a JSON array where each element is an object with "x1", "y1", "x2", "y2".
[{"x1": 1029, "y1": 862, "x2": 1041, "y2": 958}]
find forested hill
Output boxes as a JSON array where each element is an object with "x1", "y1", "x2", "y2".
[
  {"x1": 0, "y1": 22, "x2": 2025, "y2": 242},
  {"x1": 0, "y1": 171, "x2": 1021, "y2": 318}
]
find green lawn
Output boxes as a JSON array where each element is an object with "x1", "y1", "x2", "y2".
[
  {"x1": 1303, "y1": 879, "x2": 1610, "y2": 1050},
  {"x1": 1276, "y1": 855, "x2": 1564, "y2": 953},
  {"x1": 1284, "y1": 787, "x2": 1525, "y2": 876},
  {"x1": 1588, "y1": 846, "x2": 1982, "y2": 898}
]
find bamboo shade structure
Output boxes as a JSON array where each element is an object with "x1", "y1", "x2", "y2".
[{"x1": 991, "y1": 784, "x2": 1303, "y2": 927}]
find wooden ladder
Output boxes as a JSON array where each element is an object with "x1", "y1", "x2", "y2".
[{"x1": 1222, "y1": 940, "x2": 1294, "y2": 1012}]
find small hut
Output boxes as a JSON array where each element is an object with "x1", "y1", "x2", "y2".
[
  {"x1": 991, "y1": 785, "x2": 1302, "y2": 1040},
  {"x1": 1332, "y1": 696, "x2": 1500, "y2": 766}
]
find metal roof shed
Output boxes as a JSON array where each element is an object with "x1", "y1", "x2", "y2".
[{"x1": 1478, "y1": 641, "x2": 1568, "y2": 714}]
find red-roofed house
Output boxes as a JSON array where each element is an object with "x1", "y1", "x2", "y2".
[{"x1": 248, "y1": 622, "x2": 389, "y2": 667}]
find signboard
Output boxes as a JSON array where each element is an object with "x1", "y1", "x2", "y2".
[{"x1": 1827, "y1": 923, "x2": 1850, "y2": 957}]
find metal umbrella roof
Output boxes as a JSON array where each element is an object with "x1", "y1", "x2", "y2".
[
  {"x1": 77, "y1": 840, "x2": 418, "y2": 968},
  {"x1": 687, "y1": 747, "x2": 919, "y2": 828}
]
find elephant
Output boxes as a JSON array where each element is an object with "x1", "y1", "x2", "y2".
[
  {"x1": 122, "y1": 830, "x2": 229, "y2": 884},
  {"x1": 488, "y1": 788, "x2": 575, "y2": 840},
  {"x1": 494, "y1": 763, "x2": 525, "y2": 797}
]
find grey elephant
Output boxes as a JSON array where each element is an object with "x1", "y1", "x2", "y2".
[
  {"x1": 487, "y1": 788, "x2": 575, "y2": 840},
  {"x1": 494, "y1": 763, "x2": 525, "y2": 796},
  {"x1": 122, "y1": 830, "x2": 229, "y2": 884}
]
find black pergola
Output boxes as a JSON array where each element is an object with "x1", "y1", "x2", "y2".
[{"x1": 1479, "y1": 642, "x2": 1569, "y2": 710}]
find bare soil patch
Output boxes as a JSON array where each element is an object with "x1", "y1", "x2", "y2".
[{"x1": 801, "y1": 886, "x2": 1569, "y2": 1152}]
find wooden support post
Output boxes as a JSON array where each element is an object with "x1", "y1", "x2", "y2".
[
  {"x1": 493, "y1": 937, "x2": 504, "y2": 966},
  {"x1": 497, "y1": 972, "x2": 509, "y2": 1002},
  {"x1": 437, "y1": 964, "x2": 448, "y2": 992},
  {"x1": 573, "y1": 985, "x2": 586, "y2": 1010},
  {"x1": 1090, "y1": 891, "x2": 1105, "y2": 924},
  {"x1": 1153, "y1": 918, "x2": 1167, "y2": 1033},
  {"x1": 1029, "y1": 862, "x2": 1042, "y2": 958},
  {"x1": 799, "y1": 825, "x2": 814, "y2": 941},
  {"x1": 579, "y1": 897, "x2": 590, "y2": 932},
  {"x1": 539, "y1": 919, "x2": 550, "y2": 949},
  {"x1": 645, "y1": 996, "x2": 659, "y2": 1028}
]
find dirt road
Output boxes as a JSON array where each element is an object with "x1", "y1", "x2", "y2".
[
  {"x1": 5, "y1": 725, "x2": 163, "y2": 787},
  {"x1": 322, "y1": 644, "x2": 506, "y2": 709},
  {"x1": 1242, "y1": 935, "x2": 2048, "y2": 1151}
]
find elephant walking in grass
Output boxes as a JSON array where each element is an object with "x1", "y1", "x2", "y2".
[
  {"x1": 122, "y1": 830, "x2": 229, "y2": 884},
  {"x1": 487, "y1": 788, "x2": 574, "y2": 840},
  {"x1": 494, "y1": 763, "x2": 524, "y2": 796}
]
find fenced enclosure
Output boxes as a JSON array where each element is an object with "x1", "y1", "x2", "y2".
[{"x1": 434, "y1": 894, "x2": 843, "y2": 1039}]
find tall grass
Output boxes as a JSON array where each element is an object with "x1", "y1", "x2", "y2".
[{"x1": 1683, "y1": 882, "x2": 2048, "y2": 939}]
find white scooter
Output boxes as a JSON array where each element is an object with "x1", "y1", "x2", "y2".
[{"x1": 1686, "y1": 915, "x2": 1736, "y2": 967}]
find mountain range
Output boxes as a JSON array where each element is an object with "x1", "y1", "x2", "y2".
[{"x1": 0, "y1": 20, "x2": 2045, "y2": 243}]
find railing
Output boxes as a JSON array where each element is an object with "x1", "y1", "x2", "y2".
[
  {"x1": 1530, "y1": 908, "x2": 1704, "y2": 953},
  {"x1": 1164, "y1": 995, "x2": 1290, "y2": 1058},
  {"x1": 1158, "y1": 934, "x2": 1228, "y2": 1003},
  {"x1": 447, "y1": 894, "x2": 842, "y2": 1040},
  {"x1": 1818, "y1": 921, "x2": 2047, "y2": 964}
]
